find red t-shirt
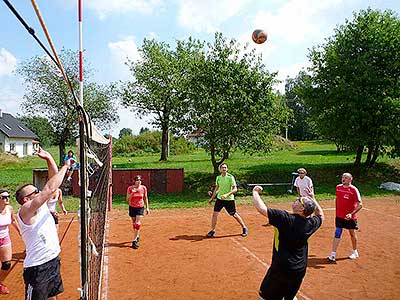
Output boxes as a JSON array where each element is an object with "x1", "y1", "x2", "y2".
[
  {"x1": 127, "y1": 185, "x2": 147, "y2": 208},
  {"x1": 335, "y1": 184, "x2": 361, "y2": 219}
]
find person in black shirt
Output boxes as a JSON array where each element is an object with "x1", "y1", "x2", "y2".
[{"x1": 252, "y1": 186, "x2": 324, "y2": 300}]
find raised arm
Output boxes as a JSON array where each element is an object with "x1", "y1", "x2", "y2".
[
  {"x1": 21, "y1": 159, "x2": 72, "y2": 223},
  {"x1": 37, "y1": 147, "x2": 58, "y2": 179},
  {"x1": 252, "y1": 186, "x2": 269, "y2": 218},
  {"x1": 304, "y1": 187, "x2": 324, "y2": 220}
]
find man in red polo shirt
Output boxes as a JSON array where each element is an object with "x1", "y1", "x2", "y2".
[{"x1": 327, "y1": 173, "x2": 363, "y2": 262}]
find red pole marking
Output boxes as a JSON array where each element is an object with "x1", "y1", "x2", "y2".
[{"x1": 78, "y1": 0, "x2": 82, "y2": 21}]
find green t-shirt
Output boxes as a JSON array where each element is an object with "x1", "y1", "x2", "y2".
[{"x1": 216, "y1": 173, "x2": 236, "y2": 200}]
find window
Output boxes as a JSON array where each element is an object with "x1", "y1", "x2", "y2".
[
  {"x1": 3, "y1": 124, "x2": 11, "y2": 130},
  {"x1": 10, "y1": 143, "x2": 16, "y2": 152},
  {"x1": 18, "y1": 125, "x2": 26, "y2": 131}
]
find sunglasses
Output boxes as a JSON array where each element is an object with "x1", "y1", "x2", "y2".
[
  {"x1": 298, "y1": 172, "x2": 305, "y2": 175},
  {"x1": 297, "y1": 198, "x2": 305, "y2": 207},
  {"x1": 0, "y1": 195, "x2": 10, "y2": 200},
  {"x1": 24, "y1": 187, "x2": 40, "y2": 198}
]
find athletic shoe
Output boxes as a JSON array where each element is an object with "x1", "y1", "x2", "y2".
[
  {"x1": 348, "y1": 250, "x2": 359, "y2": 260},
  {"x1": 327, "y1": 255, "x2": 336, "y2": 262},
  {"x1": 241, "y1": 227, "x2": 248, "y2": 237},
  {"x1": 206, "y1": 229, "x2": 215, "y2": 238},
  {"x1": 0, "y1": 284, "x2": 10, "y2": 294},
  {"x1": 132, "y1": 239, "x2": 139, "y2": 249}
]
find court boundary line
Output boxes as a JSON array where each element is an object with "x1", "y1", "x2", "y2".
[{"x1": 101, "y1": 217, "x2": 110, "y2": 300}]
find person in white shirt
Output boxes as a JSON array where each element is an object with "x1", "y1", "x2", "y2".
[
  {"x1": 15, "y1": 148, "x2": 72, "y2": 300},
  {"x1": 47, "y1": 188, "x2": 67, "y2": 232},
  {"x1": 294, "y1": 168, "x2": 314, "y2": 197}
]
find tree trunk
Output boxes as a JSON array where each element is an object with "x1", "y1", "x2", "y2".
[
  {"x1": 59, "y1": 139, "x2": 66, "y2": 166},
  {"x1": 353, "y1": 145, "x2": 364, "y2": 168},
  {"x1": 370, "y1": 144, "x2": 380, "y2": 167},
  {"x1": 364, "y1": 144, "x2": 373, "y2": 167},
  {"x1": 159, "y1": 127, "x2": 169, "y2": 161}
]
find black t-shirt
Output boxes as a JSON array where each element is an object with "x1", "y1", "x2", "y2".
[{"x1": 267, "y1": 208, "x2": 322, "y2": 273}]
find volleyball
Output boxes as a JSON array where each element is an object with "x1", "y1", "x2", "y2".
[{"x1": 252, "y1": 29, "x2": 267, "y2": 44}]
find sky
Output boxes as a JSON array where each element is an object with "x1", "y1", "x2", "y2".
[{"x1": 0, "y1": 0, "x2": 399, "y2": 137}]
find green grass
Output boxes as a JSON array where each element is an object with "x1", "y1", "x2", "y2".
[{"x1": 1, "y1": 141, "x2": 399, "y2": 211}]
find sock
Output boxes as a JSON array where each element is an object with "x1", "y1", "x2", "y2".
[{"x1": 330, "y1": 251, "x2": 336, "y2": 257}]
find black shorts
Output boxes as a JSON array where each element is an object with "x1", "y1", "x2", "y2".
[
  {"x1": 129, "y1": 206, "x2": 145, "y2": 217},
  {"x1": 23, "y1": 256, "x2": 64, "y2": 300},
  {"x1": 335, "y1": 217, "x2": 359, "y2": 230},
  {"x1": 259, "y1": 264, "x2": 305, "y2": 300},
  {"x1": 214, "y1": 199, "x2": 236, "y2": 216}
]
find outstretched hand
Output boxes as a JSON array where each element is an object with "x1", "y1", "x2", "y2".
[
  {"x1": 37, "y1": 147, "x2": 51, "y2": 160},
  {"x1": 253, "y1": 185, "x2": 263, "y2": 194}
]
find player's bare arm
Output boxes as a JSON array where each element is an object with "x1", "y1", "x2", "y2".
[{"x1": 252, "y1": 186, "x2": 269, "y2": 219}]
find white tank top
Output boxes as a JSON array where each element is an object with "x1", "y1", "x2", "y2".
[
  {"x1": 0, "y1": 207, "x2": 11, "y2": 239},
  {"x1": 17, "y1": 204, "x2": 60, "y2": 268},
  {"x1": 47, "y1": 193, "x2": 58, "y2": 212}
]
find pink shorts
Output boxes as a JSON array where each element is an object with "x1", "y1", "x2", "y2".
[{"x1": 0, "y1": 235, "x2": 11, "y2": 247}]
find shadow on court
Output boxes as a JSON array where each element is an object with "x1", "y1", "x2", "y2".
[
  {"x1": 107, "y1": 241, "x2": 133, "y2": 248},
  {"x1": 170, "y1": 233, "x2": 242, "y2": 242},
  {"x1": 308, "y1": 254, "x2": 359, "y2": 269}
]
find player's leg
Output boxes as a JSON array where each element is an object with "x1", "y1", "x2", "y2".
[
  {"x1": 259, "y1": 267, "x2": 286, "y2": 300},
  {"x1": 226, "y1": 201, "x2": 248, "y2": 236},
  {"x1": 328, "y1": 217, "x2": 345, "y2": 261},
  {"x1": 134, "y1": 215, "x2": 143, "y2": 241},
  {"x1": 0, "y1": 240, "x2": 12, "y2": 294},
  {"x1": 207, "y1": 200, "x2": 222, "y2": 237},
  {"x1": 348, "y1": 229, "x2": 359, "y2": 259}
]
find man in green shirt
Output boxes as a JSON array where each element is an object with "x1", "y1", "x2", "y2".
[{"x1": 207, "y1": 163, "x2": 248, "y2": 237}]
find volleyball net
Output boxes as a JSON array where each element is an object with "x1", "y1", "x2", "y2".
[{"x1": 2, "y1": 1, "x2": 113, "y2": 299}]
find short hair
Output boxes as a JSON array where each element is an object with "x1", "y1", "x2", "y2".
[
  {"x1": 297, "y1": 168, "x2": 307, "y2": 174},
  {"x1": 15, "y1": 184, "x2": 33, "y2": 205},
  {"x1": 220, "y1": 163, "x2": 228, "y2": 169},
  {"x1": 301, "y1": 197, "x2": 316, "y2": 216},
  {"x1": 342, "y1": 172, "x2": 353, "y2": 179}
]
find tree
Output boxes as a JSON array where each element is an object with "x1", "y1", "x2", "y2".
[
  {"x1": 17, "y1": 48, "x2": 119, "y2": 164},
  {"x1": 306, "y1": 8, "x2": 400, "y2": 167},
  {"x1": 121, "y1": 38, "x2": 204, "y2": 161},
  {"x1": 119, "y1": 128, "x2": 132, "y2": 139},
  {"x1": 180, "y1": 33, "x2": 289, "y2": 178},
  {"x1": 284, "y1": 71, "x2": 317, "y2": 141},
  {"x1": 18, "y1": 116, "x2": 56, "y2": 147}
]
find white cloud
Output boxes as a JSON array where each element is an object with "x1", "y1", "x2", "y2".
[
  {"x1": 86, "y1": 0, "x2": 164, "y2": 20},
  {"x1": 0, "y1": 48, "x2": 17, "y2": 77},
  {"x1": 275, "y1": 61, "x2": 310, "y2": 92},
  {"x1": 177, "y1": 0, "x2": 251, "y2": 33},
  {"x1": 108, "y1": 37, "x2": 141, "y2": 79},
  {"x1": 253, "y1": 0, "x2": 344, "y2": 43}
]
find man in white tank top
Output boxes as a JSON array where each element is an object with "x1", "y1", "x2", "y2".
[{"x1": 15, "y1": 148, "x2": 72, "y2": 300}]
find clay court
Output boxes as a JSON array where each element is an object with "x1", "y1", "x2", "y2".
[{"x1": 5, "y1": 195, "x2": 400, "y2": 299}]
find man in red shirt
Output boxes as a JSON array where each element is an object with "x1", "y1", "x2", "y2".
[{"x1": 327, "y1": 173, "x2": 363, "y2": 262}]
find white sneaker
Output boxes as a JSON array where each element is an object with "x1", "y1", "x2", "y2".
[
  {"x1": 327, "y1": 254, "x2": 336, "y2": 262},
  {"x1": 348, "y1": 250, "x2": 359, "y2": 260}
]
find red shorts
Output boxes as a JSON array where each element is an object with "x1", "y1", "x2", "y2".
[{"x1": 0, "y1": 235, "x2": 11, "y2": 247}]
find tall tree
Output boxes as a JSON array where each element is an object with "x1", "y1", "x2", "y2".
[
  {"x1": 119, "y1": 128, "x2": 132, "y2": 139},
  {"x1": 306, "y1": 8, "x2": 400, "y2": 167},
  {"x1": 17, "y1": 48, "x2": 119, "y2": 164},
  {"x1": 121, "y1": 38, "x2": 203, "y2": 161},
  {"x1": 180, "y1": 33, "x2": 288, "y2": 178},
  {"x1": 284, "y1": 71, "x2": 317, "y2": 141}
]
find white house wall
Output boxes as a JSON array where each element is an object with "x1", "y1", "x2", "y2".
[{"x1": 4, "y1": 137, "x2": 34, "y2": 157}]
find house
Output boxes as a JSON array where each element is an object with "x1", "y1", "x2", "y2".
[{"x1": 0, "y1": 109, "x2": 39, "y2": 157}]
